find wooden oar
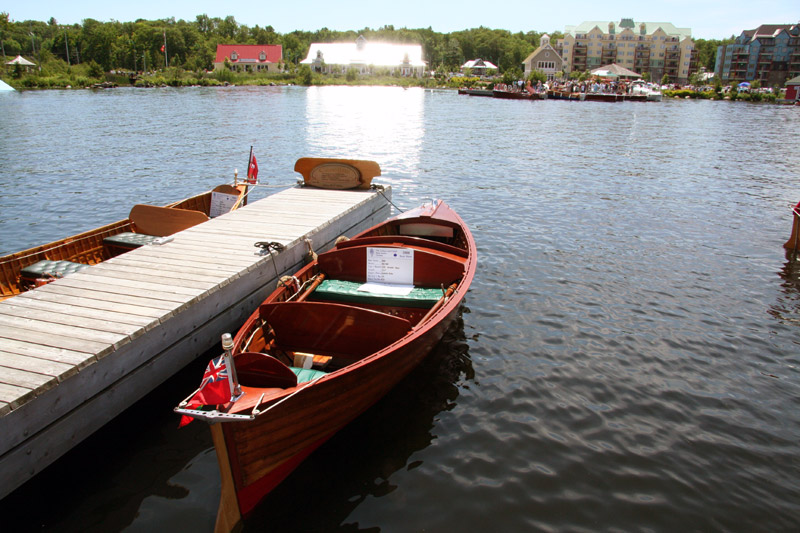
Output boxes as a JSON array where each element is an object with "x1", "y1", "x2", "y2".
[
  {"x1": 414, "y1": 282, "x2": 458, "y2": 328},
  {"x1": 295, "y1": 273, "x2": 326, "y2": 302}
]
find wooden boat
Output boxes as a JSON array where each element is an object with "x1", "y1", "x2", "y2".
[
  {"x1": 584, "y1": 92, "x2": 624, "y2": 102},
  {"x1": 0, "y1": 183, "x2": 247, "y2": 300},
  {"x1": 175, "y1": 196, "x2": 477, "y2": 532},
  {"x1": 492, "y1": 88, "x2": 537, "y2": 100},
  {"x1": 546, "y1": 89, "x2": 585, "y2": 101},
  {"x1": 458, "y1": 88, "x2": 494, "y2": 97},
  {"x1": 785, "y1": 200, "x2": 800, "y2": 251}
]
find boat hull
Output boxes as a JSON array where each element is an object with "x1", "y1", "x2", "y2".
[{"x1": 222, "y1": 299, "x2": 462, "y2": 515}]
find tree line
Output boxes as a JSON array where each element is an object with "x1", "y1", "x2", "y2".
[{"x1": 0, "y1": 12, "x2": 729, "y2": 75}]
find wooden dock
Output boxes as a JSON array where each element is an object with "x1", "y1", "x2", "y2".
[{"x1": 0, "y1": 185, "x2": 391, "y2": 499}]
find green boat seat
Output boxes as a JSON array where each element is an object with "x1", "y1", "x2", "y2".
[
  {"x1": 20, "y1": 260, "x2": 89, "y2": 280},
  {"x1": 312, "y1": 279, "x2": 443, "y2": 308},
  {"x1": 103, "y1": 232, "x2": 160, "y2": 250},
  {"x1": 291, "y1": 367, "x2": 327, "y2": 383}
]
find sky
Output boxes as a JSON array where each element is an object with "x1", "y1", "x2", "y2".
[{"x1": 5, "y1": 0, "x2": 799, "y2": 40}]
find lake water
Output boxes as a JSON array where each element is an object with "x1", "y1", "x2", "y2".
[{"x1": 1, "y1": 86, "x2": 799, "y2": 532}]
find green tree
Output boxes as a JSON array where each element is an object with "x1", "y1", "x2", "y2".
[{"x1": 298, "y1": 64, "x2": 312, "y2": 85}]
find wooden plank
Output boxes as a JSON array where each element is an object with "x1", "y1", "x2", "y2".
[
  {"x1": 0, "y1": 365, "x2": 58, "y2": 391},
  {"x1": 0, "y1": 323, "x2": 114, "y2": 355},
  {"x1": 14, "y1": 287, "x2": 171, "y2": 317},
  {"x1": 0, "y1": 382, "x2": 32, "y2": 411},
  {"x1": 43, "y1": 277, "x2": 194, "y2": 305},
  {"x1": 0, "y1": 303, "x2": 141, "y2": 336},
  {"x1": 0, "y1": 338, "x2": 95, "y2": 367},
  {"x1": 88, "y1": 262, "x2": 224, "y2": 285},
  {"x1": 0, "y1": 315, "x2": 127, "y2": 348},
  {"x1": 0, "y1": 351, "x2": 74, "y2": 377},
  {"x1": 7, "y1": 293, "x2": 158, "y2": 329},
  {"x1": 66, "y1": 270, "x2": 213, "y2": 295}
]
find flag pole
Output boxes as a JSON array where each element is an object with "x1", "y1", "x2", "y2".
[{"x1": 163, "y1": 30, "x2": 167, "y2": 68}]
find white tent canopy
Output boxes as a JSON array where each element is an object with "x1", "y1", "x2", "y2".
[
  {"x1": 590, "y1": 63, "x2": 642, "y2": 79},
  {"x1": 6, "y1": 55, "x2": 36, "y2": 66}
]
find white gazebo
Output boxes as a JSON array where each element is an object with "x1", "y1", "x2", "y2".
[
  {"x1": 6, "y1": 55, "x2": 36, "y2": 72},
  {"x1": 461, "y1": 59, "x2": 498, "y2": 76}
]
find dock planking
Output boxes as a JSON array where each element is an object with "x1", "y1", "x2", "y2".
[{"x1": 0, "y1": 185, "x2": 391, "y2": 499}]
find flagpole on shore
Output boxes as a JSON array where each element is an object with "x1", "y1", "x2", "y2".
[{"x1": 163, "y1": 30, "x2": 167, "y2": 68}]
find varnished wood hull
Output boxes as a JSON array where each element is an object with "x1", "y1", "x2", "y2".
[{"x1": 224, "y1": 302, "x2": 461, "y2": 514}]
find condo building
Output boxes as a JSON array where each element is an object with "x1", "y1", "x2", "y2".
[
  {"x1": 556, "y1": 19, "x2": 697, "y2": 84},
  {"x1": 715, "y1": 23, "x2": 800, "y2": 87}
]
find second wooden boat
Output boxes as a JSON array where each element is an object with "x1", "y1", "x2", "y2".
[{"x1": 0, "y1": 183, "x2": 247, "y2": 300}]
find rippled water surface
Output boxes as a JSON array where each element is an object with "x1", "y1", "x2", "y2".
[{"x1": 1, "y1": 87, "x2": 799, "y2": 532}]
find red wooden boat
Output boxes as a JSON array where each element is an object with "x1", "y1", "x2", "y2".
[
  {"x1": 175, "y1": 197, "x2": 477, "y2": 532},
  {"x1": 785, "y1": 200, "x2": 800, "y2": 252}
]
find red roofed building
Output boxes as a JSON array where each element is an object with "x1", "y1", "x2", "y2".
[{"x1": 214, "y1": 44, "x2": 283, "y2": 72}]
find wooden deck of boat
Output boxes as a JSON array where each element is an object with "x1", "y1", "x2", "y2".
[{"x1": 0, "y1": 185, "x2": 391, "y2": 499}]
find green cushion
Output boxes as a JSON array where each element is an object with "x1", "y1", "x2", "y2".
[
  {"x1": 20, "y1": 260, "x2": 89, "y2": 279},
  {"x1": 291, "y1": 367, "x2": 327, "y2": 383},
  {"x1": 313, "y1": 279, "x2": 443, "y2": 308},
  {"x1": 103, "y1": 232, "x2": 159, "y2": 249}
]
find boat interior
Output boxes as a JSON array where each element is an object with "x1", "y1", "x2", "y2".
[{"x1": 232, "y1": 215, "x2": 469, "y2": 392}]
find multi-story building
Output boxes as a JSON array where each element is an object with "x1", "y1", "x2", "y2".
[
  {"x1": 715, "y1": 23, "x2": 800, "y2": 87},
  {"x1": 556, "y1": 19, "x2": 697, "y2": 84},
  {"x1": 522, "y1": 34, "x2": 564, "y2": 80}
]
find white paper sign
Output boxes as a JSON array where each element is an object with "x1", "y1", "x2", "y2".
[
  {"x1": 210, "y1": 191, "x2": 239, "y2": 218},
  {"x1": 366, "y1": 247, "x2": 414, "y2": 285},
  {"x1": 357, "y1": 282, "x2": 414, "y2": 296}
]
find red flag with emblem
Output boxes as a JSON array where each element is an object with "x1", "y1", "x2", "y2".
[
  {"x1": 178, "y1": 355, "x2": 230, "y2": 426},
  {"x1": 247, "y1": 152, "x2": 258, "y2": 184}
]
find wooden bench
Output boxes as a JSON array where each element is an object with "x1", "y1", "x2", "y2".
[{"x1": 103, "y1": 204, "x2": 209, "y2": 255}]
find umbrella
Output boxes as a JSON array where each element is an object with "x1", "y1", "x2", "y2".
[{"x1": 738, "y1": 82, "x2": 750, "y2": 87}]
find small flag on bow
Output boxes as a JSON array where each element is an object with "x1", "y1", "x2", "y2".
[{"x1": 178, "y1": 355, "x2": 231, "y2": 427}]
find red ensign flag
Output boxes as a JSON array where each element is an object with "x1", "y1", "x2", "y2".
[{"x1": 247, "y1": 153, "x2": 258, "y2": 184}]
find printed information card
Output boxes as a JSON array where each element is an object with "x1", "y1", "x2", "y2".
[{"x1": 365, "y1": 247, "x2": 414, "y2": 285}]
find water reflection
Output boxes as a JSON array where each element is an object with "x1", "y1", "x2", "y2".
[{"x1": 304, "y1": 86, "x2": 424, "y2": 176}]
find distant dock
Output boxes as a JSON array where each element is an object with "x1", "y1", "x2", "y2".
[{"x1": 0, "y1": 186, "x2": 391, "y2": 499}]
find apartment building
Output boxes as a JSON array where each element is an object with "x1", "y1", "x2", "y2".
[
  {"x1": 556, "y1": 19, "x2": 697, "y2": 84},
  {"x1": 715, "y1": 23, "x2": 800, "y2": 87}
]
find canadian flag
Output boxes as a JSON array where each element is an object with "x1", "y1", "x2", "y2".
[{"x1": 247, "y1": 152, "x2": 258, "y2": 184}]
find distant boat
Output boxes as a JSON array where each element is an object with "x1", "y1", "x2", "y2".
[
  {"x1": 547, "y1": 89, "x2": 585, "y2": 101},
  {"x1": 0, "y1": 80, "x2": 14, "y2": 91},
  {"x1": 629, "y1": 80, "x2": 662, "y2": 102},
  {"x1": 458, "y1": 88, "x2": 494, "y2": 97},
  {"x1": 492, "y1": 89, "x2": 542, "y2": 100},
  {"x1": 0, "y1": 183, "x2": 247, "y2": 300},
  {"x1": 175, "y1": 185, "x2": 477, "y2": 531},
  {"x1": 584, "y1": 92, "x2": 624, "y2": 102}
]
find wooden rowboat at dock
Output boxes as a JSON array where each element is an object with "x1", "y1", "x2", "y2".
[
  {"x1": 175, "y1": 170, "x2": 476, "y2": 531},
  {"x1": 0, "y1": 183, "x2": 247, "y2": 300}
]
